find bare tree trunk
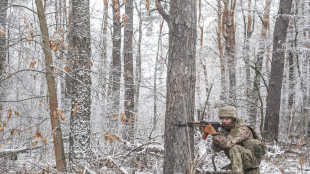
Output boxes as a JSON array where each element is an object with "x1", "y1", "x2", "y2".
[
  {"x1": 241, "y1": 0, "x2": 254, "y2": 95},
  {"x1": 68, "y1": 0, "x2": 92, "y2": 171},
  {"x1": 110, "y1": 0, "x2": 121, "y2": 126},
  {"x1": 301, "y1": 0, "x2": 310, "y2": 139},
  {"x1": 263, "y1": 0, "x2": 293, "y2": 142},
  {"x1": 0, "y1": 0, "x2": 8, "y2": 77},
  {"x1": 134, "y1": 0, "x2": 142, "y2": 135},
  {"x1": 287, "y1": 17, "x2": 297, "y2": 121},
  {"x1": 249, "y1": 0, "x2": 272, "y2": 129},
  {"x1": 222, "y1": 0, "x2": 237, "y2": 104},
  {"x1": 100, "y1": 0, "x2": 108, "y2": 98},
  {"x1": 35, "y1": 0, "x2": 66, "y2": 171},
  {"x1": 156, "y1": 0, "x2": 197, "y2": 173},
  {"x1": 98, "y1": 0, "x2": 109, "y2": 130},
  {"x1": 217, "y1": 0, "x2": 226, "y2": 102},
  {"x1": 0, "y1": 0, "x2": 8, "y2": 105},
  {"x1": 241, "y1": 0, "x2": 255, "y2": 124},
  {"x1": 65, "y1": 0, "x2": 73, "y2": 97},
  {"x1": 152, "y1": 20, "x2": 164, "y2": 134},
  {"x1": 123, "y1": 0, "x2": 135, "y2": 142}
]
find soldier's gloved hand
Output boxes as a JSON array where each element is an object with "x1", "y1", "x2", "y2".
[
  {"x1": 202, "y1": 124, "x2": 216, "y2": 140},
  {"x1": 203, "y1": 124, "x2": 216, "y2": 134},
  {"x1": 212, "y1": 134, "x2": 224, "y2": 145}
]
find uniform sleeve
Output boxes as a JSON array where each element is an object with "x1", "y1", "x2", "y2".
[{"x1": 212, "y1": 126, "x2": 252, "y2": 149}]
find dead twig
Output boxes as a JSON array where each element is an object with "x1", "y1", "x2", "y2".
[
  {"x1": 105, "y1": 156, "x2": 129, "y2": 174},
  {"x1": 212, "y1": 153, "x2": 217, "y2": 171}
]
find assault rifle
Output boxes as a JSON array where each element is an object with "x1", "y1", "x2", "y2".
[
  {"x1": 174, "y1": 121, "x2": 221, "y2": 139},
  {"x1": 174, "y1": 121, "x2": 221, "y2": 131}
]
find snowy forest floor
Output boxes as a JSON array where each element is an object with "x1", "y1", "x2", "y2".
[
  {"x1": 0, "y1": 139, "x2": 309, "y2": 174},
  {"x1": 197, "y1": 141, "x2": 309, "y2": 174}
]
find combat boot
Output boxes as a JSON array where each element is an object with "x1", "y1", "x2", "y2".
[{"x1": 244, "y1": 167, "x2": 260, "y2": 174}]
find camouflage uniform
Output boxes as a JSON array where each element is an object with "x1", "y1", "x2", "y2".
[{"x1": 212, "y1": 106, "x2": 261, "y2": 174}]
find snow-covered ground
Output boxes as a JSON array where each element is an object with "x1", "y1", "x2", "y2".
[{"x1": 0, "y1": 135, "x2": 309, "y2": 173}]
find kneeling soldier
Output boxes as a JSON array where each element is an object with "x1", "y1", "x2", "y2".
[{"x1": 209, "y1": 105, "x2": 266, "y2": 174}]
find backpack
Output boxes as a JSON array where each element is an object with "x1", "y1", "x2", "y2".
[{"x1": 243, "y1": 126, "x2": 267, "y2": 159}]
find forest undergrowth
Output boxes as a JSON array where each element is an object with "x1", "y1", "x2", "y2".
[{"x1": 0, "y1": 135, "x2": 309, "y2": 174}]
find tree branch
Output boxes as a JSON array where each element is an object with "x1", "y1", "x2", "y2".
[
  {"x1": 0, "y1": 95, "x2": 48, "y2": 103},
  {"x1": 155, "y1": 0, "x2": 169, "y2": 23}
]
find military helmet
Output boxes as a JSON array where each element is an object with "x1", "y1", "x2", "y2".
[{"x1": 219, "y1": 105, "x2": 238, "y2": 119}]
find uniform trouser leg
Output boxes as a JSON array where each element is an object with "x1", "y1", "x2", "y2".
[{"x1": 229, "y1": 145, "x2": 260, "y2": 174}]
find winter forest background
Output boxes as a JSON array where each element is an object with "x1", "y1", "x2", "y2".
[{"x1": 0, "y1": 0, "x2": 309, "y2": 173}]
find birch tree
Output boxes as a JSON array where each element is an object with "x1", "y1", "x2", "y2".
[{"x1": 68, "y1": 0, "x2": 92, "y2": 171}]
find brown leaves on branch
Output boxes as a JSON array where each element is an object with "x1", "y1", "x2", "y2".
[
  {"x1": 126, "y1": 101, "x2": 131, "y2": 106},
  {"x1": 64, "y1": 65, "x2": 70, "y2": 72},
  {"x1": 113, "y1": 0, "x2": 119, "y2": 11},
  {"x1": 14, "y1": 110, "x2": 19, "y2": 115},
  {"x1": 10, "y1": 129, "x2": 15, "y2": 136},
  {"x1": 0, "y1": 124, "x2": 4, "y2": 132},
  {"x1": 113, "y1": 0, "x2": 121, "y2": 23},
  {"x1": 300, "y1": 157, "x2": 305, "y2": 166},
  {"x1": 51, "y1": 130, "x2": 56, "y2": 137},
  {"x1": 49, "y1": 35, "x2": 66, "y2": 53},
  {"x1": 0, "y1": 27, "x2": 5, "y2": 38},
  {"x1": 104, "y1": 0, "x2": 108, "y2": 6},
  {"x1": 32, "y1": 141, "x2": 39, "y2": 147},
  {"x1": 104, "y1": 132, "x2": 121, "y2": 145},
  {"x1": 8, "y1": 109, "x2": 12, "y2": 120},
  {"x1": 120, "y1": 112, "x2": 126, "y2": 123},
  {"x1": 146, "y1": 0, "x2": 150, "y2": 10},
  {"x1": 30, "y1": 61, "x2": 37, "y2": 68},
  {"x1": 121, "y1": 14, "x2": 129, "y2": 28},
  {"x1": 72, "y1": 104, "x2": 79, "y2": 118},
  {"x1": 25, "y1": 22, "x2": 33, "y2": 29},
  {"x1": 56, "y1": 108, "x2": 66, "y2": 121},
  {"x1": 128, "y1": 113, "x2": 136, "y2": 125},
  {"x1": 57, "y1": 28, "x2": 64, "y2": 34},
  {"x1": 34, "y1": 128, "x2": 43, "y2": 139},
  {"x1": 49, "y1": 40, "x2": 58, "y2": 53},
  {"x1": 113, "y1": 113, "x2": 117, "y2": 118}
]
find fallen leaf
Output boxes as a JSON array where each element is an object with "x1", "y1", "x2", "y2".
[
  {"x1": 32, "y1": 141, "x2": 39, "y2": 147},
  {"x1": 300, "y1": 157, "x2": 305, "y2": 166}
]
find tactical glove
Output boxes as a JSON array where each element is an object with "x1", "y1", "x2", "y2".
[{"x1": 202, "y1": 124, "x2": 216, "y2": 140}]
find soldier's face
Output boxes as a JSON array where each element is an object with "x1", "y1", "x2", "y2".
[{"x1": 221, "y1": 117, "x2": 233, "y2": 125}]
